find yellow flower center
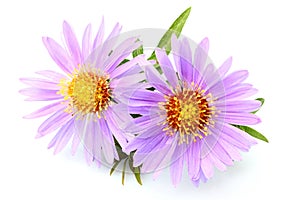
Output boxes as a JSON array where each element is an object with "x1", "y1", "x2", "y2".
[
  {"x1": 58, "y1": 68, "x2": 111, "y2": 118},
  {"x1": 161, "y1": 84, "x2": 216, "y2": 144}
]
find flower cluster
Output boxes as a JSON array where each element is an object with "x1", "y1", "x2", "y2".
[{"x1": 20, "y1": 8, "x2": 267, "y2": 186}]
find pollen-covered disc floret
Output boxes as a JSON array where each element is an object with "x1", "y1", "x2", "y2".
[
  {"x1": 58, "y1": 67, "x2": 111, "y2": 118},
  {"x1": 161, "y1": 83, "x2": 216, "y2": 144}
]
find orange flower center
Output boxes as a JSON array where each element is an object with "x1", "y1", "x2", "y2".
[{"x1": 161, "y1": 85, "x2": 215, "y2": 144}]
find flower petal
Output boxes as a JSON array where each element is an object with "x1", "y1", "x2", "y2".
[
  {"x1": 170, "y1": 145, "x2": 185, "y2": 186},
  {"x1": 92, "y1": 17, "x2": 105, "y2": 50},
  {"x1": 215, "y1": 100, "x2": 262, "y2": 113},
  {"x1": 37, "y1": 109, "x2": 72, "y2": 138},
  {"x1": 104, "y1": 37, "x2": 141, "y2": 74},
  {"x1": 105, "y1": 108, "x2": 128, "y2": 148},
  {"x1": 194, "y1": 37, "x2": 209, "y2": 75},
  {"x1": 42, "y1": 37, "x2": 74, "y2": 73},
  {"x1": 155, "y1": 48, "x2": 178, "y2": 89},
  {"x1": 20, "y1": 88, "x2": 62, "y2": 101},
  {"x1": 217, "y1": 112, "x2": 261, "y2": 125},
  {"x1": 145, "y1": 66, "x2": 172, "y2": 94},
  {"x1": 109, "y1": 54, "x2": 144, "y2": 79},
  {"x1": 217, "y1": 57, "x2": 232, "y2": 78},
  {"x1": 23, "y1": 101, "x2": 66, "y2": 119},
  {"x1": 35, "y1": 70, "x2": 66, "y2": 82},
  {"x1": 179, "y1": 38, "x2": 193, "y2": 83},
  {"x1": 82, "y1": 23, "x2": 92, "y2": 61},
  {"x1": 63, "y1": 21, "x2": 81, "y2": 64},
  {"x1": 51, "y1": 119, "x2": 74, "y2": 155},
  {"x1": 20, "y1": 77, "x2": 60, "y2": 90}
]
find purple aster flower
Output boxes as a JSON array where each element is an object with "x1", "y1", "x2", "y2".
[
  {"x1": 124, "y1": 35, "x2": 261, "y2": 186},
  {"x1": 20, "y1": 20, "x2": 145, "y2": 166}
]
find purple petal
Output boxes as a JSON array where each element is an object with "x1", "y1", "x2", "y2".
[
  {"x1": 217, "y1": 112, "x2": 261, "y2": 125},
  {"x1": 170, "y1": 145, "x2": 185, "y2": 186},
  {"x1": 23, "y1": 101, "x2": 66, "y2": 119},
  {"x1": 194, "y1": 37, "x2": 209, "y2": 75},
  {"x1": 125, "y1": 88, "x2": 165, "y2": 102},
  {"x1": 92, "y1": 17, "x2": 104, "y2": 50},
  {"x1": 131, "y1": 136, "x2": 171, "y2": 168},
  {"x1": 217, "y1": 57, "x2": 232, "y2": 78},
  {"x1": 218, "y1": 139, "x2": 242, "y2": 161},
  {"x1": 42, "y1": 37, "x2": 74, "y2": 74},
  {"x1": 106, "y1": 23, "x2": 122, "y2": 42},
  {"x1": 82, "y1": 23, "x2": 92, "y2": 61},
  {"x1": 179, "y1": 38, "x2": 193, "y2": 83},
  {"x1": 20, "y1": 77, "x2": 60, "y2": 90},
  {"x1": 207, "y1": 152, "x2": 227, "y2": 171},
  {"x1": 37, "y1": 109, "x2": 72, "y2": 138},
  {"x1": 216, "y1": 123, "x2": 257, "y2": 150},
  {"x1": 51, "y1": 120, "x2": 74, "y2": 154},
  {"x1": 63, "y1": 21, "x2": 81, "y2": 64},
  {"x1": 215, "y1": 100, "x2": 262, "y2": 113},
  {"x1": 104, "y1": 37, "x2": 141, "y2": 73},
  {"x1": 35, "y1": 70, "x2": 66, "y2": 82},
  {"x1": 221, "y1": 88, "x2": 258, "y2": 100},
  {"x1": 111, "y1": 74, "x2": 146, "y2": 94},
  {"x1": 155, "y1": 49, "x2": 178, "y2": 88},
  {"x1": 145, "y1": 66, "x2": 172, "y2": 94},
  {"x1": 201, "y1": 155, "x2": 214, "y2": 179},
  {"x1": 71, "y1": 131, "x2": 81, "y2": 155},
  {"x1": 99, "y1": 119, "x2": 119, "y2": 163},
  {"x1": 105, "y1": 109, "x2": 128, "y2": 148},
  {"x1": 222, "y1": 70, "x2": 249, "y2": 88},
  {"x1": 187, "y1": 141, "x2": 201, "y2": 179},
  {"x1": 20, "y1": 88, "x2": 62, "y2": 101},
  {"x1": 91, "y1": 23, "x2": 122, "y2": 70},
  {"x1": 141, "y1": 140, "x2": 175, "y2": 173},
  {"x1": 109, "y1": 54, "x2": 144, "y2": 79},
  {"x1": 198, "y1": 63, "x2": 216, "y2": 88},
  {"x1": 213, "y1": 83, "x2": 256, "y2": 100}
]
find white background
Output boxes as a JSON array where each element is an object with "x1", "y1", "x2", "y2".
[{"x1": 0, "y1": 0, "x2": 299, "y2": 199}]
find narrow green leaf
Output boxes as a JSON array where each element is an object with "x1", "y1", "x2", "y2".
[
  {"x1": 128, "y1": 154, "x2": 142, "y2": 185},
  {"x1": 235, "y1": 125, "x2": 269, "y2": 143},
  {"x1": 132, "y1": 44, "x2": 143, "y2": 58},
  {"x1": 133, "y1": 167, "x2": 142, "y2": 185},
  {"x1": 118, "y1": 59, "x2": 130, "y2": 66},
  {"x1": 148, "y1": 7, "x2": 191, "y2": 60},
  {"x1": 252, "y1": 98, "x2": 265, "y2": 114},
  {"x1": 110, "y1": 160, "x2": 121, "y2": 176},
  {"x1": 116, "y1": 144, "x2": 128, "y2": 160},
  {"x1": 122, "y1": 159, "x2": 128, "y2": 185}
]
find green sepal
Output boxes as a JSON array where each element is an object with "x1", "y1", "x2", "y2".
[{"x1": 252, "y1": 98, "x2": 265, "y2": 114}]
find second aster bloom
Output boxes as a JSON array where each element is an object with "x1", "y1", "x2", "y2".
[
  {"x1": 125, "y1": 35, "x2": 261, "y2": 186},
  {"x1": 20, "y1": 20, "x2": 145, "y2": 166}
]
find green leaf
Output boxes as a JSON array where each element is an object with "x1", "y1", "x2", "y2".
[
  {"x1": 132, "y1": 43, "x2": 144, "y2": 58},
  {"x1": 235, "y1": 125, "x2": 269, "y2": 143},
  {"x1": 148, "y1": 7, "x2": 191, "y2": 61},
  {"x1": 128, "y1": 153, "x2": 142, "y2": 185},
  {"x1": 110, "y1": 160, "x2": 121, "y2": 176},
  {"x1": 122, "y1": 159, "x2": 128, "y2": 185},
  {"x1": 133, "y1": 167, "x2": 142, "y2": 185},
  {"x1": 252, "y1": 98, "x2": 265, "y2": 114},
  {"x1": 118, "y1": 59, "x2": 130, "y2": 66}
]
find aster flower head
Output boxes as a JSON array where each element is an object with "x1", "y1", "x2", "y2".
[
  {"x1": 20, "y1": 19, "x2": 145, "y2": 166},
  {"x1": 125, "y1": 35, "x2": 261, "y2": 186}
]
